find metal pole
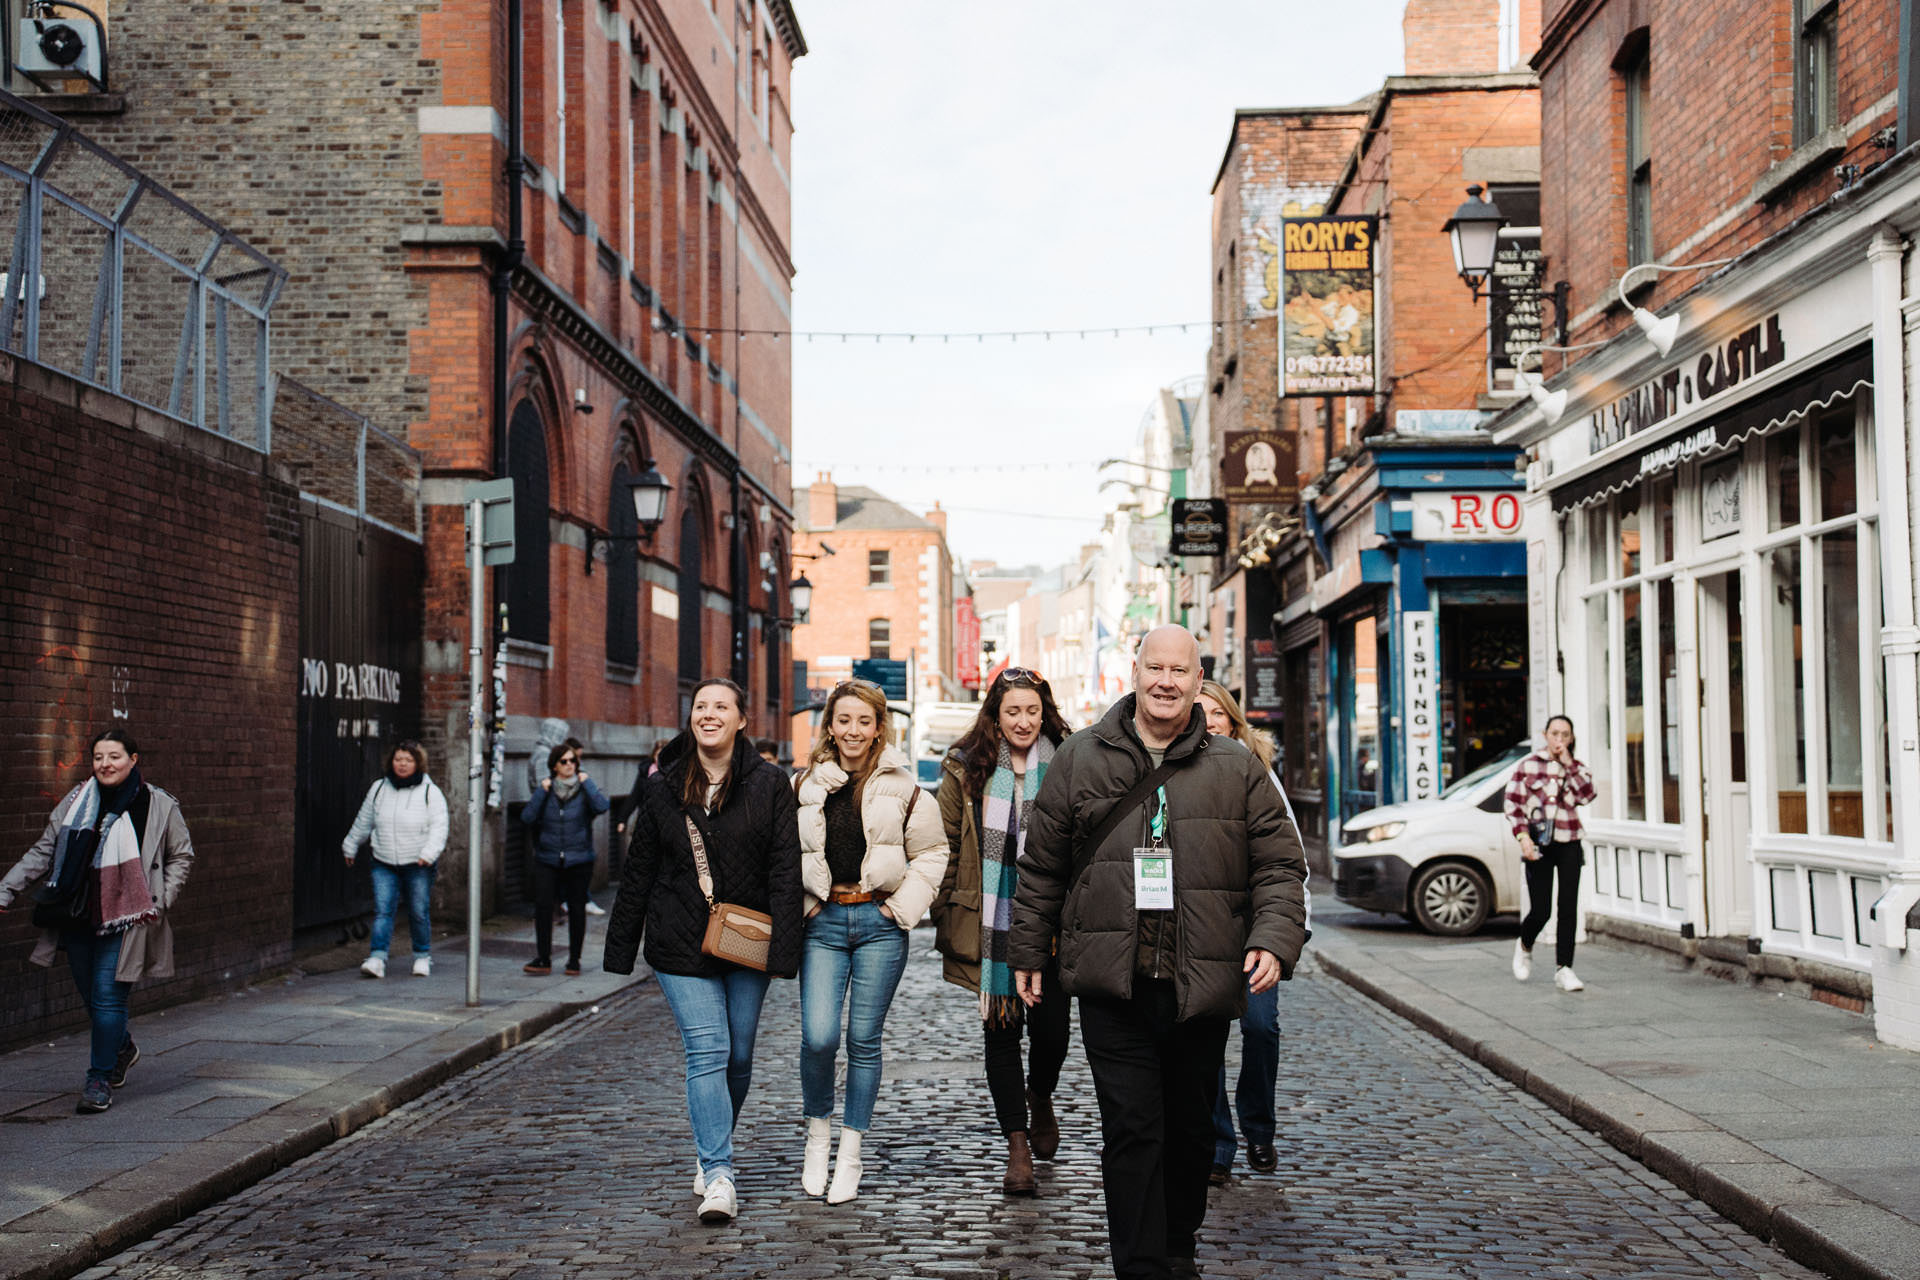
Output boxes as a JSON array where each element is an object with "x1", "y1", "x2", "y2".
[{"x1": 466, "y1": 498, "x2": 486, "y2": 1006}]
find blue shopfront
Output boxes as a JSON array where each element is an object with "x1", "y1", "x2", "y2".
[{"x1": 1307, "y1": 444, "x2": 1532, "y2": 836}]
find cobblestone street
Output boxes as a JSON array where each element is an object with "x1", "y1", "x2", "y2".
[{"x1": 80, "y1": 941, "x2": 1818, "y2": 1280}]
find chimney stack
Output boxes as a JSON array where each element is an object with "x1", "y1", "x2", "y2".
[
  {"x1": 1403, "y1": 0, "x2": 1501, "y2": 75},
  {"x1": 807, "y1": 470, "x2": 837, "y2": 531},
  {"x1": 926, "y1": 501, "x2": 947, "y2": 536}
]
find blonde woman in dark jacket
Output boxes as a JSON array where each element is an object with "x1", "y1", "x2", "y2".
[
  {"x1": 931, "y1": 667, "x2": 1073, "y2": 1196},
  {"x1": 794, "y1": 678, "x2": 948, "y2": 1205}
]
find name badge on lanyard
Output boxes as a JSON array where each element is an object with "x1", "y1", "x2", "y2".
[{"x1": 1133, "y1": 784, "x2": 1173, "y2": 911}]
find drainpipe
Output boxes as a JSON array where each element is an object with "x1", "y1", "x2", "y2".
[
  {"x1": 492, "y1": 0, "x2": 526, "y2": 477},
  {"x1": 1868, "y1": 228, "x2": 1920, "y2": 979}
]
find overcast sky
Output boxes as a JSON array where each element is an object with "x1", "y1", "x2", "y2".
[{"x1": 788, "y1": 1, "x2": 1408, "y2": 568}]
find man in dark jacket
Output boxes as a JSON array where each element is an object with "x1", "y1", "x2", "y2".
[{"x1": 1010, "y1": 625, "x2": 1308, "y2": 1280}]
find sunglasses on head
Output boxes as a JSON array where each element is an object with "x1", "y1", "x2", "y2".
[
  {"x1": 830, "y1": 678, "x2": 882, "y2": 695},
  {"x1": 999, "y1": 667, "x2": 1047, "y2": 688}
]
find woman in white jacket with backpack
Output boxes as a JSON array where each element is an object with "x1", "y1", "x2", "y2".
[{"x1": 342, "y1": 740, "x2": 448, "y2": 978}]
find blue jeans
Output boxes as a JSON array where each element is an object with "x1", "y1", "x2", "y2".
[
  {"x1": 1211, "y1": 977, "x2": 1279, "y2": 1168},
  {"x1": 800, "y1": 901, "x2": 910, "y2": 1131},
  {"x1": 655, "y1": 969, "x2": 774, "y2": 1182},
  {"x1": 62, "y1": 929, "x2": 130, "y2": 1082},
  {"x1": 369, "y1": 861, "x2": 434, "y2": 958}
]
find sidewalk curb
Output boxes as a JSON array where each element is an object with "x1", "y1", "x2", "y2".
[
  {"x1": 0, "y1": 984, "x2": 641, "y2": 1280},
  {"x1": 1313, "y1": 946, "x2": 1920, "y2": 1280}
]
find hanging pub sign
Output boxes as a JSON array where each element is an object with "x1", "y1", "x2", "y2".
[
  {"x1": 1169, "y1": 498, "x2": 1228, "y2": 557},
  {"x1": 1220, "y1": 429, "x2": 1299, "y2": 505},
  {"x1": 1246, "y1": 638, "x2": 1283, "y2": 720},
  {"x1": 1280, "y1": 214, "x2": 1377, "y2": 395}
]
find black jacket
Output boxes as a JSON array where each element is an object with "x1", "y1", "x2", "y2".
[
  {"x1": 603, "y1": 733, "x2": 804, "y2": 979},
  {"x1": 1008, "y1": 695, "x2": 1309, "y2": 1022}
]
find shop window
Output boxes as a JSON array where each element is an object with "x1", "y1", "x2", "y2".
[
  {"x1": 1623, "y1": 587, "x2": 1646, "y2": 820},
  {"x1": 1794, "y1": 0, "x2": 1838, "y2": 147},
  {"x1": 1651, "y1": 475, "x2": 1675, "y2": 563},
  {"x1": 1726, "y1": 573, "x2": 1747, "y2": 784},
  {"x1": 1340, "y1": 616, "x2": 1382, "y2": 822},
  {"x1": 1817, "y1": 410, "x2": 1857, "y2": 520},
  {"x1": 1823, "y1": 529, "x2": 1863, "y2": 836},
  {"x1": 868, "y1": 617, "x2": 891, "y2": 660},
  {"x1": 1618, "y1": 491, "x2": 1642, "y2": 578},
  {"x1": 1586, "y1": 595, "x2": 1613, "y2": 817},
  {"x1": 1657, "y1": 578, "x2": 1679, "y2": 823},
  {"x1": 1586, "y1": 504, "x2": 1611, "y2": 583},
  {"x1": 1769, "y1": 867, "x2": 1801, "y2": 931},
  {"x1": 1768, "y1": 429, "x2": 1801, "y2": 530},
  {"x1": 1440, "y1": 605, "x2": 1528, "y2": 785},
  {"x1": 868, "y1": 550, "x2": 891, "y2": 587},
  {"x1": 1283, "y1": 645, "x2": 1325, "y2": 807},
  {"x1": 1769, "y1": 545, "x2": 1808, "y2": 833}
]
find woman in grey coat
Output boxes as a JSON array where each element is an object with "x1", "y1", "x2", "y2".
[{"x1": 0, "y1": 729, "x2": 195, "y2": 1115}]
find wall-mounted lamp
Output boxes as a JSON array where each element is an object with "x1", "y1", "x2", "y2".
[
  {"x1": 1618, "y1": 266, "x2": 1680, "y2": 357},
  {"x1": 1514, "y1": 348, "x2": 1568, "y2": 425},
  {"x1": 584, "y1": 459, "x2": 672, "y2": 574},
  {"x1": 767, "y1": 572, "x2": 814, "y2": 631},
  {"x1": 1442, "y1": 185, "x2": 1570, "y2": 346}
]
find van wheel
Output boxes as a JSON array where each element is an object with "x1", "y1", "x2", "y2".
[{"x1": 1409, "y1": 863, "x2": 1491, "y2": 936}]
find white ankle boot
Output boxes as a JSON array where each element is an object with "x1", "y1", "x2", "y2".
[
  {"x1": 801, "y1": 1117, "x2": 832, "y2": 1196},
  {"x1": 826, "y1": 1128, "x2": 863, "y2": 1204}
]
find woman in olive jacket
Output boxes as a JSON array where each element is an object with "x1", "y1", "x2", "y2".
[
  {"x1": 932, "y1": 666, "x2": 1073, "y2": 1196},
  {"x1": 603, "y1": 678, "x2": 803, "y2": 1226}
]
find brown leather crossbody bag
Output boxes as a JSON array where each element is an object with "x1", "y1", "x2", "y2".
[{"x1": 685, "y1": 816, "x2": 772, "y2": 971}]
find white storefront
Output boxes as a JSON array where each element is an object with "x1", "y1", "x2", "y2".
[{"x1": 1495, "y1": 158, "x2": 1920, "y2": 1049}]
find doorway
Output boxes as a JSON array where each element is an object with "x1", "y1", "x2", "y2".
[{"x1": 1696, "y1": 570, "x2": 1752, "y2": 935}]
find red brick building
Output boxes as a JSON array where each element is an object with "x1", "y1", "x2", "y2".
[
  {"x1": 34, "y1": 1, "x2": 807, "y2": 914},
  {"x1": 789, "y1": 474, "x2": 957, "y2": 758},
  {"x1": 1489, "y1": 0, "x2": 1920, "y2": 1041}
]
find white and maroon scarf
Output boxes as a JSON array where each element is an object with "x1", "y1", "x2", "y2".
[{"x1": 56, "y1": 778, "x2": 158, "y2": 934}]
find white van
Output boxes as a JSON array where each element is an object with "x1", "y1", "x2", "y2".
[{"x1": 1330, "y1": 744, "x2": 1528, "y2": 936}]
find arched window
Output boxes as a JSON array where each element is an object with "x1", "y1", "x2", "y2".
[
  {"x1": 766, "y1": 548, "x2": 784, "y2": 719},
  {"x1": 605, "y1": 457, "x2": 639, "y2": 668},
  {"x1": 677, "y1": 498, "x2": 705, "y2": 701},
  {"x1": 506, "y1": 400, "x2": 550, "y2": 646},
  {"x1": 869, "y1": 617, "x2": 891, "y2": 660}
]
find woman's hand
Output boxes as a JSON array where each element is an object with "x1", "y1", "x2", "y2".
[
  {"x1": 878, "y1": 902, "x2": 895, "y2": 922},
  {"x1": 805, "y1": 902, "x2": 821, "y2": 919},
  {"x1": 541, "y1": 778, "x2": 552, "y2": 791},
  {"x1": 1518, "y1": 833, "x2": 1540, "y2": 861}
]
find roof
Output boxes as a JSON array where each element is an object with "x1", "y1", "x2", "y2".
[
  {"x1": 1329, "y1": 71, "x2": 1539, "y2": 207},
  {"x1": 1211, "y1": 94, "x2": 1376, "y2": 193},
  {"x1": 791, "y1": 485, "x2": 938, "y2": 533}
]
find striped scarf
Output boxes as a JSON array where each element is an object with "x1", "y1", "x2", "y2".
[
  {"x1": 56, "y1": 778, "x2": 158, "y2": 934},
  {"x1": 979, "y1": 736, "x2": 1051, "y2": 1028}
]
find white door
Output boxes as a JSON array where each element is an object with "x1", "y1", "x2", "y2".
[{"x1": 1696, "y1": 571, "x2": 1753, "y2": 936}]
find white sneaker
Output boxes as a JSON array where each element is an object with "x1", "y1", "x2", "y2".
[
  {"x1": 693, "y1": 1164, "x2": 707, "y2": 1196},
  {"x1": 1555, "y1": 966, "x2": 1585, "y2": 992},
  {"x1": 412, "y1": 955, "x2": 432, "y2": 978},
  {"x1": 360, "y1": 955, "x2": 386, "y2": 979},
  {"x1": 1512, "y1": 939, "x2": 1532, "y2": 982},
  {"x1": 584, "y1": 900, "x2": 607, "y2": 916},
  {"x1": 697, "y1": 1175, "x2": 736, "y2": 1224}
]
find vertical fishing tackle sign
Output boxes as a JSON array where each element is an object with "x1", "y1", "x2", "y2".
[{"x1": 1280, "y1": 215, "x2": 1377, "y2": 396}]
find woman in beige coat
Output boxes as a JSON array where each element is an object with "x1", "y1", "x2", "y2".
[
  {"x1": 794, "y1": 678, "x2": 947, "y2": 1204},
  {"x1": 0, "y1": 730, "x2": 195, "y2": 1114}
]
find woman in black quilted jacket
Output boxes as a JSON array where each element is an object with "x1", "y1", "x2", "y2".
[{"x1": 604, "y1": 678, "x2": 803, "y2": 1226}]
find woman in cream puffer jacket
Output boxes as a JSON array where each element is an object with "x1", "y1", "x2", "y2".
[{"x1": 791, "y1": 681, "x2": 947, "y2": 1206}]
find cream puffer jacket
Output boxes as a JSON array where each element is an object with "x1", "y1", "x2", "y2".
[{"x1": 796, "y1": 746, "x2": 949, "y2": 928}]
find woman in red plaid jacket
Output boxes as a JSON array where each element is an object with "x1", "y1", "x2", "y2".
[{"x1": 1502, "y1": 716, "x2": 1597, "y2": 991}]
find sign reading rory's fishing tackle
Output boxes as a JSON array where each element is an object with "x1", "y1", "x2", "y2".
[{"x1": 1280, "y1": 214, "x2": 1377, "y2": 396}]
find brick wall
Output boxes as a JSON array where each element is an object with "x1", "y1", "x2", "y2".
[
  {"x1": 1537, "y1": 0, "x2": 1899, "y2": 357},
  {"x1": 0, "y1": 357, "x2": 299, "y2": 1049}
]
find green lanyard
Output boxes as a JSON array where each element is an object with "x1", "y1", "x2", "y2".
[{"x1": 1149, "y1": 786, "x2": 1169, "y2": 843}]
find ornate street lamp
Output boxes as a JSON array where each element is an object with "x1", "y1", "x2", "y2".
[{"x1": 584, "y1": 458, "x2": 673, "y2": 575}]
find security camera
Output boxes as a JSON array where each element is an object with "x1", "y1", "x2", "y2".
[{"x1": 573, "y1": 387, "x2": 593, "y2": 414}]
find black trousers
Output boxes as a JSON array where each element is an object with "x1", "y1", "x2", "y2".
[
  {"x1": 983, "y1": 957, "x2": 1070, "y2": 1135},
  {"x1": 531, "y1": 860, "x2": 593, "y2": 966},
  {"x1": 1079, "y1": 979, "x2": 1230, "y2": 1280},
  {"x1": 1519, "y1": 840, "x2": 1584, "y2": 968}
]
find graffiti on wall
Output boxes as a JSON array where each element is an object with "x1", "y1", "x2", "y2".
[{"x1": 1242, "y1": 182, "x2": 1333, "y2": 317}]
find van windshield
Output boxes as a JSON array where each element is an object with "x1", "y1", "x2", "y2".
[{"x1": 1440, "y1": 745, "x2": 1528, "y2": 800}]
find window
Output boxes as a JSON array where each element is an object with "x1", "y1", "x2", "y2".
[
  {"x1": 1623, "y1": 584, "x2": 1646, "y2": 820},
  {"x1": 1624, "y1": 49, "x2": 1653, "y2": 265},
  {"x1": 1657, "y1": 578, "x2": 1679, "y2": 822},
  {"x1": 1768, "y1": 429, "x2": 1801, "y2": 530},
  {"x1": 1586, "y1": 595, "x2": 1613, "y2": 817},
  {"x1": 506, "y1": 401, "x2": 551, "y2": 646},
  {"x1": 1823, "y1": 528, "x2": 1863, "y2": 835},
  {"x1": 605, "y1": 459, "x2": 639, "y2": 668},
  {"x1": 868, "y1": 549, "x2": 891, "y2": 587},
  {"x1": 1794, "y1": 0, "x2": 1838, "y2": 147},
  {"x1": 868, "y1": 617, "x2": 891, "y2": 660},
  {"x1": 678, "y1": 502, "x2": 705, "y2": 697},
  {"x1": 1769, "y1": 544, "x2": 1807, "y2": 833}
]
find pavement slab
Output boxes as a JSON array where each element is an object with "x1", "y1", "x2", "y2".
[
  {"x1": 1315, "y1": 897, "x2": 1920, "y2": 1280},
  {"x1": 0, "y1": 909, "x2": 641, "y2": 1280}
]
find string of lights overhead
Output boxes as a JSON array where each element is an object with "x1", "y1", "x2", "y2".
[{"x1": 654, "y1": 319, "x2": 1225, "y2": 343}]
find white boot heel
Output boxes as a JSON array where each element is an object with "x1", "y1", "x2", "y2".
[
  {"x1": 801, "y1": 1117, "x2": 832, "y2": 1196},
  {"x1": 826, "y1": 1128, "x2": 863, "y2": 1204}
]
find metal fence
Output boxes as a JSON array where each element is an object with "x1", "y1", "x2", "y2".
[
  {"x1": 272, "y1": 376, "x2": 421, "y2": 540},
  {"x1": 0, "y1": 87, "x2": 285, "y2": 448}
]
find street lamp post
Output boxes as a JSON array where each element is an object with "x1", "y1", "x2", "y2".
[
  {"x1": 583, "y1": 460, "x2": 672, "y2": 573},
  {"x1": 1441, "y1": 185, "x2": 1571, "y2": 347}
]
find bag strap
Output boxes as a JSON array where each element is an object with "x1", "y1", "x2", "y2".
[
  {"x1": 906, "y1": 785, "x2": 920, "y2": 824},
  {"x1": 1071, "y1": 756, "x2": 1183, "y2": 886},
  {"x1": 684, "y1": 816, "x2": 716, "y2": 909}
]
